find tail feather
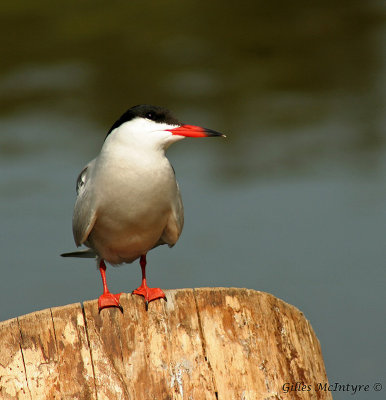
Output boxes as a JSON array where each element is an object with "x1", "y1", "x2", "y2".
[{"x1": 61, "y1": 248, "x2": 96, "y2": 258}]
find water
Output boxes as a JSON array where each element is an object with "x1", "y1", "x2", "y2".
[{"x1": 0, "y1": 1, "x2": 385, "y2": 398}]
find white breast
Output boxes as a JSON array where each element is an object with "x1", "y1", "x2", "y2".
[{"x1": 85, "y1": 138, "x2": 182, "y2": 264}]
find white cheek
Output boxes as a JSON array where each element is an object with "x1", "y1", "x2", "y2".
[
  {"x1": 163, "y1": 133, "x2": 185, "y2": 148},
  {"x1": 106, "y1": 118, "x2": 183, "y2": 150}
]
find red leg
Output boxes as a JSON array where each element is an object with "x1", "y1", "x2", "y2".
[
  {"x1": 98, "y1": 259, "x2": 123, "y2": 312},
  {"x1": 132, "y1": 254, "x2": 166, "y2": 310}
]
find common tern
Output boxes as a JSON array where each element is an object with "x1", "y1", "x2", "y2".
[{"x1": 61, "y1": 104, "x2": 225, "y2": 311}]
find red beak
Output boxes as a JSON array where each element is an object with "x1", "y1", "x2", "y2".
[{"x1": 170, "y1": 124, "x2": 225, "y2": 138}]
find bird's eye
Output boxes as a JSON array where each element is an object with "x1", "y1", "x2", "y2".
[{"x1": 145, "y1": 112, "x2": 154, "y2": 120}]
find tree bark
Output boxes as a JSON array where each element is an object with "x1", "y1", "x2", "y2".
[{"x1": 0, "y1": 288, "x2": 332, "y2": 400}]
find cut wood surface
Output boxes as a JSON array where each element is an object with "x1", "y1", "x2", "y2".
[{"x1": 0, "y1": 288, "x2": 332, "y2": 400}]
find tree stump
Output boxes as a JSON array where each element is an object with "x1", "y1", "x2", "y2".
[{"x1": 0, "y1": 288, "x2": 332, "y2": 399}]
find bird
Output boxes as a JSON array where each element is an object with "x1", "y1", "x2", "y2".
[{"x1": 61, "y1": 104, "x2": 225, "y2": 311}]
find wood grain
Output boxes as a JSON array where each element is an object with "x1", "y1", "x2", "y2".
[{"x1": 0, "y1": 288, "x2": 332, "y2": 400}]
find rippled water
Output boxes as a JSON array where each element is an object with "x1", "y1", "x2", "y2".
[{"x1": 0, "y1": 1, "x2": 385, "y2": 397}]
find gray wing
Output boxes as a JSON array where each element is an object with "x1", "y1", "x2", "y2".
[
  {"x1": 72, "y1": 159, "x2": 98, "y2": 246},
  {"x1": 159, "y1": 181, "x2": 184, "y2": 247}
]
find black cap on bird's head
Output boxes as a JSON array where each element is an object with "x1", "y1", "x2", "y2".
[
  {"x1": 106, "y1": 104, "x2": 226, "y2": 139},
  {"x1": 106, "y1": 105, "x2": 181, "y2": 137}
]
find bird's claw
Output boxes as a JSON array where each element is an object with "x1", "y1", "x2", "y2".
[
  {"x1": 132, "y1": 286, "x2": 166, "y2": 310},
  {"x1": 98, "y1": 292, "x2": 123, "y2": 313}
]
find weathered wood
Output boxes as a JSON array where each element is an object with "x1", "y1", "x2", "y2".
[
  {"x1": 0, "y1": 288, "x2": 332, "y2": 400},
  {"x1": 0, "y1": 318, "x2": 30, "y2": 400}
]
